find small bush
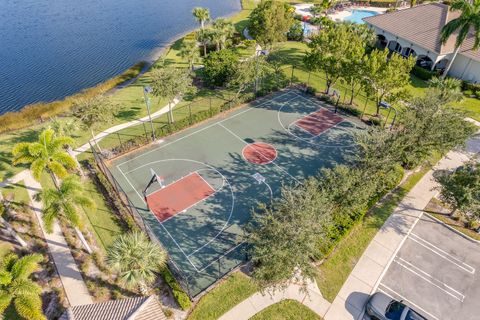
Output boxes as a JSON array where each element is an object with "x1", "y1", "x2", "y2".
[
  {"x1": 368, "y1": 116, "x2": 382, "y2": 126},
  {"x1": 464, "y1": 89, "x2": 473, "y2": 97},
  {"x1": 475, "y1": 91, "x2": 480, "y2": 100},
  {"x1": 160, "y1": 267, "x2": 192, "y2": 310},
  {"x1": 411, "y1": 65, "x2": 438, "y2": 81},
  {"x1": 338, "y1": 104, "x2": 362, "y2": 117},
  {"x1": 305, "y1": 86, "x2": 317, "y2": 96}
]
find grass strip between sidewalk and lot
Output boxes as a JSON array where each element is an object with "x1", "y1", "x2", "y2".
[
  {"x1": 187, "y1": 272, "x2": 258, "y2": 320},
  {"x1": 316, "y1": 152, "x2": 442, "y2": 302},
  {"x1": 250, "y1": 299, "x2": 322, "y2": 320}
]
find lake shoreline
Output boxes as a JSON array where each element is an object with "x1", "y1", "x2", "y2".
[{"x1": 0, "y1": 1, "x2": 245, "y2": 133}]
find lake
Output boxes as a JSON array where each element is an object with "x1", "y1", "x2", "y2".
[{"x1": 0, "y1": 0, "x2": 241, "y2": 114}]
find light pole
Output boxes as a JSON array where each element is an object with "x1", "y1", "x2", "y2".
[{"x1": 143, "y1": 86, "x2": 156, "y2": 141}]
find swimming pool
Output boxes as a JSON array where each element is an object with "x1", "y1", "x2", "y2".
[{"x1": 343, "y1": 9, "x2": 378, "y2": 24}]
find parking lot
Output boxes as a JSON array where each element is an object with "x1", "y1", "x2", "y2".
[{"x1": 378, "y1": 214, "x2": 480, "y2": 320}]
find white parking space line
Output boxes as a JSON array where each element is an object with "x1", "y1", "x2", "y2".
[
  {"x1": 378, "y1": 284, "x2": 440, "y2": 320},
  {"x1": 394, "y1": 257, "x2": 465, "y2": 302},
  {"x1": 409, "y1": 233, "x2": 475, "y2": 274}
]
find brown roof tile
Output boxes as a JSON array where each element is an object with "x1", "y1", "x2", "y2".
[{"x1": 364, "y1": 3, "x2": 480, "y2": 61}]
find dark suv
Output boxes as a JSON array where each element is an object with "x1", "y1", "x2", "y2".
[{"x1": 365, "y1": 292, "x2": 427, "y2": 320}]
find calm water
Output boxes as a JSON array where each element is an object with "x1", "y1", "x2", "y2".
[
  {"x1": 0, "y1": 0, "x2": 240, "y2": 114},
  {"x1": 343, "y1": 9, "x2": 378, "y2": 24}
]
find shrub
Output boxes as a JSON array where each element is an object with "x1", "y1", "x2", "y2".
[
  {"x1": 305, "y1": 86, "x2": 317, "y2": 96},
  {"x1": 411, "y1": 65, "x2": 438, "y2": 81},
  {"x1": 368, "y1": 116, "x2": 382, "y2": 126},
  {"x1": 475, "y1": 91, "x2": 480, "y2": 100},
  {"x1": 287, "y1": 21, "x2": 304, "y2": 41},
  {"x1": 338, "y1": 104, "x2": 362, "y2": 117},
  {"x1": 464, "y1": 89, "x2": 473, "y2": 97},
  {"x1": 368, "y1": 0, "x2": 398, "y2": 7},
  {"x1": 203, "y1": 49, "x2": 239, "y2": 87},
  {"x1": 160, "y1": 267, "x2": 192, "y2": 310}
]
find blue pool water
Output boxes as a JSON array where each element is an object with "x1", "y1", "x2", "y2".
[
  {"x1": 343, "y1": 9, "x2": 378, "y2": 24},
  {"x1": 0, "y1": 0, "x2": 240, "y2": 114}
]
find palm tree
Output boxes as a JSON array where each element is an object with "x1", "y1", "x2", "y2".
[
  {"x1": 440, "y1": 0, "x2": 480, "y2": 78},
  {"x1": 192, "y1": 7, "x2": 210, "y2": 30},
  {"x1": 36, "y1": 175, "x2": 95, "y2": 254},
  {"x1": 12, "y1": 128, "x2": 77, "y2": 189},
  {"x1": 179, "y1": 40, "x2": 200, "y2": 70},
  {"x1": 0, "y1": 253, "x2": 46, "y2": 320},
  {"x1": 195, "y1": 28, "x2": 213, "y2": 56},
  {"x1": 212, "y1": 19, "x2": 235, "y2": 50},
  {"x1": 428, "y1": 77, "x2": 463, "y2": 103},
  {"x1": 107, "y1": 232, "x2": 166, "y2": 294}
]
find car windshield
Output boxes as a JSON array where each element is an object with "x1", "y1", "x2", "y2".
[
  {"x1": 385, "y1": 301, "x2": 406, "y2": 320},
  {"x1": 405, "y1": 309, "x2": 427, "y2": 320}
]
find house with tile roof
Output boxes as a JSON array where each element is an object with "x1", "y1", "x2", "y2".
[
  {"x1": 364, "y1": 3, "x2": 480, "y2": 83},
  {"x1": 60, "y1": 296, "x2": 167, "y2": 320}
]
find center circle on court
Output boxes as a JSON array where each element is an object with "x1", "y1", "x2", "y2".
[{"x1": 242, "y1": 142, "x2": 277, "y2": 165}]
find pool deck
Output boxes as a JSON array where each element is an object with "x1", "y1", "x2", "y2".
[{"x1": 294, "y1": 4, "x2": 388, "y2": 22}]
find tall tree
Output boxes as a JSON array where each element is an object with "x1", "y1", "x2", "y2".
[
  {"x1": 362, "y1": 49, "x2": 415, "y2": 114},
  {"x1": 107, "y1": 232, "x2": 167, "y2": 294},
  {"x1": 202, "y1": 49, "x2": 239, "y2": 87},
  {"x1": 396, "y1": 93, "x2": 476, "y2": 168},
  {"x1": 212, "y1": 18, "x2": 235, "y2": 50},
  {"x1": 248, "y1": 179, "x2": 333, "y2": 290},
  {"x1": 192, "y1": 7, "x2": 210, "y2": 29},
  {"x1": 435, "y1": 161, "x2": 480, "y2": 220},
  {"x1": 227, "y1": 54, "x2": 269, "y2": 100},
  {"x1": 0, "y1": 253, "x2": 46, "y2": 320},
  {"x1": 12, "y1": 128, "x2": 76, "y2": 188},
  {"x1": 36, "y1": 175, "x2": 95, "y2": 254},
  {"x1": 179, "y1": 40, "x2": 200, "y2": 71},
  {"x1": 304, "y1": 24, "x2": 351, "y2": 94},
  {"x1": 248, "y1": 0, "x2": 295, "y2": 48},
  {"x1": 72, "y1": 95, "x2": 119, "y2": 142},
  {"x1": 339, "y1": 24, "x2": 372, "y2": 104},
  {"x1": 150, "y1": 66, "x2": 196, "y2": 123},
  {"x1": 440, "y1": 0, "x2": 480, "y2": 78}
]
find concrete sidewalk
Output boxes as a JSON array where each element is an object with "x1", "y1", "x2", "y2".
[
  {"x1": 24, "y1": 171, "x2": 93, "y2": 306},
  {"x1": 324, "y1": 148, "x2": 474, "y2": 320},
  {"x1": 219, "y1": 277, "x2": 331, "y2": 320}
]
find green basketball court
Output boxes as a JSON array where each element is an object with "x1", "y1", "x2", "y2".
[{"x1": 107, "y1": 88, "x2": 365, "y2": 297}]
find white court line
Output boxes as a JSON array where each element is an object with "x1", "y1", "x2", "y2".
[
  {"x1": 395, "y1": 257, "x2": 465, "y2": 302},
  {"x1": 217, "y1": 123, "x2": 302, "y2": 185},
  {"x1": 116, "y1": 91, "x2": 297, "y2": 169},
  {"x1": 378, "y1": 284, "x2": 440, "y2": 320},
  {"x1": 117, "y1": 165, "x2": 201, "y2": 271},
  {"x1": 409, "y1": 233, "x2": 475, "y2": 274}
]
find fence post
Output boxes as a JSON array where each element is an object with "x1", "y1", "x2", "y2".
[
  {"x1": 361, "y1": 96, "x2": 369, "y2": 120},
  {"x1": 305, "y1": 71, "x2": 311, "y2": 93},
  {"x1": 116, "y1": 132, "x2": 123, "y2": 150},
  {"x1": 189, "y1": 104, "x2": 193, "y2": 125},
  {"x1": 343, "y1": 87, "x2": 348, "y2": 104},
  {"x1": 142, "y1": 122, "x2": 148, "y2": 142},
  {"x1": 290, "y1": 65, "x2": 295, "y2": 85}
]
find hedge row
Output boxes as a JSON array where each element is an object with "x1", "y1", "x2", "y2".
[
  {"x1": 411, "y1": 65, "x2": 439, "y2": 81},
  {"x1": 161, "y1": 267, "x2": 192, "y2": 310}
]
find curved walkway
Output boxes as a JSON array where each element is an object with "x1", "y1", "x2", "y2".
[{"x1": 219, "y1": 277, "x2": 330, "y2": 320}]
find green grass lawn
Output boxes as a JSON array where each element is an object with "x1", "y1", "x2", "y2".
[
  {"x1": 188, "y1": 272, "x2": 258, "y2": 320},
  {"x1": 1, "y1": 180, "x2": 30, "y2": 206},
  {"x1": 250, "y1": 300, "x2": 322, "y2": 320},
  {"x1": 316, "y1": 152, "x2": 442, "y2": 302}
]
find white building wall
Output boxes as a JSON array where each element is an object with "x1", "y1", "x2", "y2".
[{"x1": 448, "y1": 54, "x2": 480, "y2": 83}]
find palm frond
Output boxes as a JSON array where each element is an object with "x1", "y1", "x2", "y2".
[
  {"x1": 30, "y1": 159, "x2": 47, "y2": 182},
  {"x1": 0, "y1": 292, "x2": 13, "y2": 317},
  {"x1": 10, "y1": 254, "x2": 42, "y2": 280},
  {"x1": 47, "y1": 161, "x2": 68, "y2": 178},
  {"x1": 13, "y1": 294, "x2": 46, "y2": 320},
  {"x1": 0, "y1": 271, "x2": 12, "y2": 286},
  {"x1": 63, "y1": 203, "x2": 81, "y2": 229},
  {"x1": 51, "y1": 151, "x2": 77, "y2": 170},
  {"x1": 42, "y1": 207, "x2": 58, "y2": 234}
]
